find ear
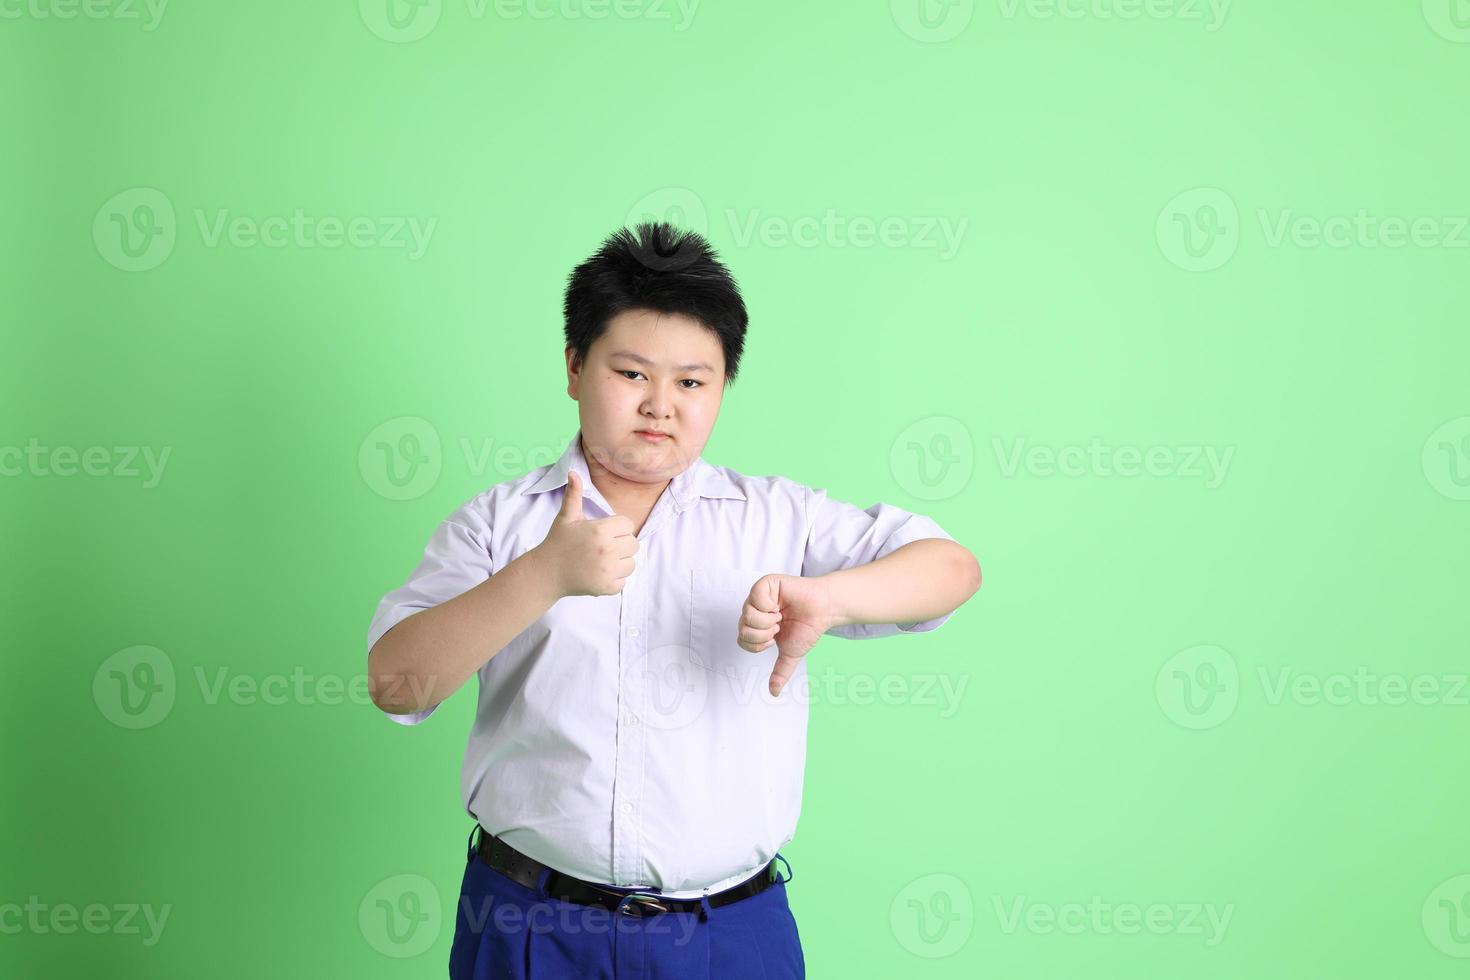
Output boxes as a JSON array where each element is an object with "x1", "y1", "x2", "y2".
[{"x1": 565, "y1": 346, "x2": 581, "y2": 399}]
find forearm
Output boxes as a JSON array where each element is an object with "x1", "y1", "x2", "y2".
[
  {"x1": 368, "y1": 547, "x2": 562, "y2": 715},
  {"x1": 820, "y1": 538, "x2": 981, "y2": 629}
]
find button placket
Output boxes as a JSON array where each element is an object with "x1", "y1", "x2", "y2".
[{"x1": 610, "y1": 569, "x2": 648, "y2": 886}]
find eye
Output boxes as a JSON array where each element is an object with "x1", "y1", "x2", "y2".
[{"x1": 620, "y1": 370, "x2": 702, "y2": 390}]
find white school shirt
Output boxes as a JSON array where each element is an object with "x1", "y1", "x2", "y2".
[{"x1": 367, "y1": 429, "x2": 959, "y2": 898}]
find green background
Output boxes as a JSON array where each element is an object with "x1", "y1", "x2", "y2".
[{"x1": 5, "y1": 1, "x2": 1469, "y2": 976}]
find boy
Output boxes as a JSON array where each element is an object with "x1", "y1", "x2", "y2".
[{"x1": 366, "y1": 222, "x2": 982, "y2": 979}]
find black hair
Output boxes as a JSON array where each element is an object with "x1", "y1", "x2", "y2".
[{"x1": 563, "y1": 221, "x2": 747, "y2": 386}]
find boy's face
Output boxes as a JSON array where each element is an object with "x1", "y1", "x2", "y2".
[{"x1": 566, "y1": 307, "x2": 726, "y2": 487}]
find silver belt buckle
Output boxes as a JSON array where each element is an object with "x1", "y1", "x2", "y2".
[{"x1": 618, "y1": 892, "x2": 671, "y2": 916}]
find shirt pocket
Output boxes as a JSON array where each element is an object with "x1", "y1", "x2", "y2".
[{"x1": 689, "y1": 566, "x2": 778, "y2": 682}]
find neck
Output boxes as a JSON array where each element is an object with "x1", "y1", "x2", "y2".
[{"x1": 581, "y1": 435, "x2": 671, "y2": 509}]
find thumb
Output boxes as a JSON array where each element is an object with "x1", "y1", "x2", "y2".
[{"x1": 556, "y1": 468, "x2": 584, "y2": 523}]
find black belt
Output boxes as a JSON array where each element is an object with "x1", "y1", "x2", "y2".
[{"x1": 474, "y1": 826, "x2": 778, "y2": 917}]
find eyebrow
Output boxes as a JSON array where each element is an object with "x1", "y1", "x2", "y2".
[{"x1": 607, "y1": 350, "x2": 716, "y2": 374}]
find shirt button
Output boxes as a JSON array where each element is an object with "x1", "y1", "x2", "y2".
[
  {"x1": 626, "y1": 714, "x2": 639, "y2": 726},
  {"x1": 627, "y1": 627, "x2": 640, "y2": 637},
  {"x1": 620, "y1": 801, "x2": 633, "y2": 814}
]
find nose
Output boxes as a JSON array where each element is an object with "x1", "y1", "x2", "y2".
[{"x1": 641, "y1": 385, "x2": 673, "y2": 420}]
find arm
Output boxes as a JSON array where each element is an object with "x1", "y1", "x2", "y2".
[
  {"x1": 820, "y1": 538, "x2": 981, "y2": 630},
  {"x1": 740, "y1": 537, "x2": 981, "y2": 696},
  {"x1": 368, "y1": 548, "x2": 561, "y2": 716}
]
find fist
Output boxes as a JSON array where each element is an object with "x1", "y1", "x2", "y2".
[
  {"x1": 737, "y1": 574, "x2": 836, "y2": 696},
  {"x1": 535, "y1": 469, "x2": 639, "y2": 598}
]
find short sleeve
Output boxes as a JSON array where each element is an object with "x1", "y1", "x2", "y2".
[
  {"x1": 366, "y1": 503, "x2": 494, "y2": 725},
  {"x1": 800, "y1": 486, "x2": 959, "y2": 640}
]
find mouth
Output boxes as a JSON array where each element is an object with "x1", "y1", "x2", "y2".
[{"x1": 634, "y1": 430, "x2": 671, "y2": 442}]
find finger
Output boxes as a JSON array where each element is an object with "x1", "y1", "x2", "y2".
[
  {"x1": 768, "y1": 653, "x2": 802, "y2": 697},
  {"x1": 738, "y1": 623, "x2": 778, "y2": 651},
  {"x1": 747, "y1": 576, "x2": 781, "y2": 614},
  {"x1": 597, "y1": 514, "x2": 636, "y2": 538},
  {"x1": 740, "y1": 605, "x2": 781, "y2": 631},
  {"x1": 558, "y1": 469, "x2": 584, "y2": 523}
]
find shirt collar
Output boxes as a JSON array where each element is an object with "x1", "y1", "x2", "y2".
[{"x1": 522, "y1": 429, "x2": 746, "y2": 513}]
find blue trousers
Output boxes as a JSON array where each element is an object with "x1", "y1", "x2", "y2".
[{"x1": 449, "y1": 827, "x2": 806, "y2": 978}]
